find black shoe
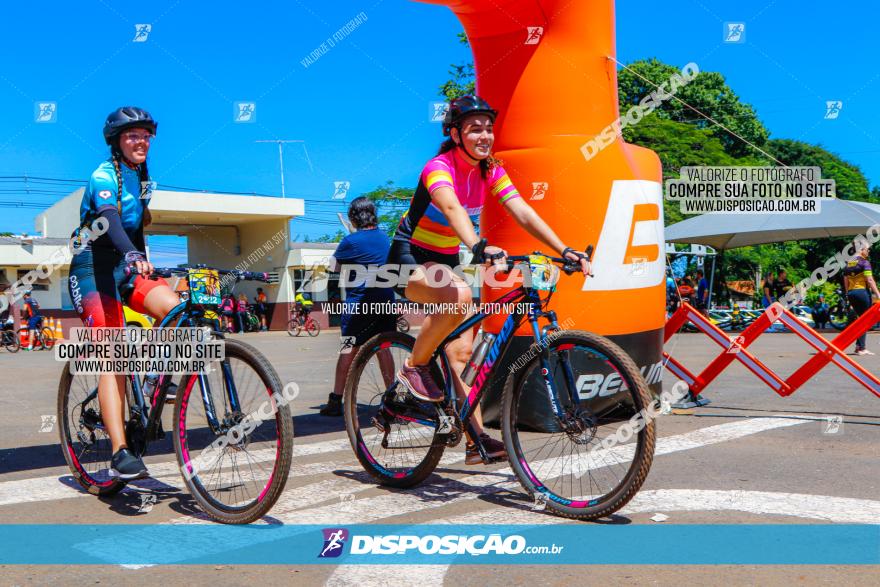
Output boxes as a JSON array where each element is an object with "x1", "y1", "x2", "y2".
[
  {"x1": 110, "y1": 448, "x2": 149, "y2": 480},
  {"x1": 465, "y1": 433, "x2": 507, "y2": 465},
  {"x1": 319, "y1": 393, "x2": 343, "y2": 417}
]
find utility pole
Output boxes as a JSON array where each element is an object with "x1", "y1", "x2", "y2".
[{"x1": 255, "y1": 140, "x2": 312, "y2": 198}]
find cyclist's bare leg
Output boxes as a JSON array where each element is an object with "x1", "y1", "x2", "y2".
[
  {"x1": 140, "y1": 285, "x2": 180, "y2": 322},
  {"x1": 333, "y1": 350, "x2": 356, "y2": 397},
  {"x1": 405, "y1": 264, "x2": 487, "y2": 434},
  {"x1": 445, "y1": 329, "x2": 488, "y2": 438},
  {"x1": 405, "y1": 263, "x2": 471, "y2": 365},
  {"x1": 333, "y1": 345, "x2": 394, "y2": 397},
  {"x1": 99, "y1": 373, "x2": 129, "y2": 453}
]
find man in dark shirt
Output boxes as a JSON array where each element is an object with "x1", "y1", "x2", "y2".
[
  {"x1": 22, "y1": 291, "x2": 43, "y2": 351},
  {"x1": 320, "y1": 198, "x2": 397, "y2": 417},
  {"x1": 761, "y1": 271, "x2": 776, "y2": 308},
  {"x1": 774, "y1": 269, "x2": 793, "y2": 303},
  {"x1": 695, "y1": 269, "x2": 709, "y2": 313}
]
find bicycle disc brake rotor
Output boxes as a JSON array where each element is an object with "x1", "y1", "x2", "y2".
[
  {"x1": 222, "y1": 412, "x2": 251, "y2": 451},
  {"x1": 560, "y1": 406, "x2": 598, "y2": 445}
]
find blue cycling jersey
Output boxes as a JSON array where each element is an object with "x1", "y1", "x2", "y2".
[{"x1": 79, "y1": 159, "x2": 150, "y2": 242}]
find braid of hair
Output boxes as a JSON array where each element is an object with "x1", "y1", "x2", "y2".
[{"x1": 110, "y1": 147, "x2": 124, "y2": 212}]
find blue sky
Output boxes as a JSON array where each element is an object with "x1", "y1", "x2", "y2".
[{"x1": 1, "y1": 1, "x2": 878, "y2": 264}]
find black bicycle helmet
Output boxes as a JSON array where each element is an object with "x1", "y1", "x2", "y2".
[
  {"x1": 103, "y1": 106, "x2": 157, "y2": 145},
  {"x1": 442, "y1": 95, "x2": 497, "y2": 136}
]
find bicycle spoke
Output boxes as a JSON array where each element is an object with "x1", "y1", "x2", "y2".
[
  {"x1": 347, "y1": 338, "x2": 444, "y2": 482},
  {"x1": 507, "y1": 336, "x2": 653, "y2": 515},
  {"x1": 178, "y1": 347, "x2": 287, "y2": 514}
]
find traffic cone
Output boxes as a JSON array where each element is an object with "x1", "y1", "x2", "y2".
[
  {"x1": 55, "y1": 317, "x2": 64, "y2": 340},
  {"x1": 46, "y1": 317, "x2": 55, "y2": 340},
  {"x1": 19, "y1": 320, "x2": 28, "y2": 346}
]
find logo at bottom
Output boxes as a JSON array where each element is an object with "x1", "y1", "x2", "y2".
[{"x1": 318, "y1": 528, "x2": 349, "y2": 558}]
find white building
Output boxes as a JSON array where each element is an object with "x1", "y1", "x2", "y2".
[{"x1": 0, "y1": 188, "x2": 348, "y2": 331}]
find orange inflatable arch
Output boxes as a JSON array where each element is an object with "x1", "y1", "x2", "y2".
[{"x1": 416, "y1": 0, "x2": 666, "y2": 398}]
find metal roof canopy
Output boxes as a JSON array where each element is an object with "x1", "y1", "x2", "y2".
[
  {"x1": 147, "y1": 190, "x2": 304, "y2": 231},
  {"x1": 665, "y1": 199, "x2": 880, "y2": 250}
]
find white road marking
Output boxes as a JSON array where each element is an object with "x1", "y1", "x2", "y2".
[
  {"x1": 622, "y1": 489, "x2": 880, "y2": 523},
  {"x1": 0, "y1": 436, "x2": 353, "y2": 508},
  {"x1": 77, "y1": 417, "x2": 814, "y2": 566},
  {"x1": 326, "y1": 489, "x2": 880, "y2": 585}
]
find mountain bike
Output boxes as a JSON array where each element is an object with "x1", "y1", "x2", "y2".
[
  {"x1": 2, "y1": 320, "x2": 20, "y2": 352},
  {"x1": 287, "y1": 308, "x2": 320, "y2": 337},
  {"x1": 57, "y1": 267, "x2": 294, "y2": 524},
  {"x1": 343, "y1": 243, "x2": 656, "y2": 520},
  {"x1": 19, "y1": 318, "x2": 55, "y2": 350},
  {"x1": 830, "y1": 288, "x2": 857, "y2": 330}
]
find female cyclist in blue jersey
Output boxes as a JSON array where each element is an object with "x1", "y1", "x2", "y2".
[
  {"x1": 67, "y1": 107, "x2": 180, "y2": 480},
  {"x1": 388, "y1": 96, "x2": 591, "y2": 464}
]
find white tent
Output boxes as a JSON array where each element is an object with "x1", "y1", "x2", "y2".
[{"x1": 666, "y1": 199, "x2": 880, "y2": 249}]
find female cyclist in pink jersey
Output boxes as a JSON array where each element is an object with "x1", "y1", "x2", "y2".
[{"x1": 388, "y1": 96, "x2": 590, "y2": 464}]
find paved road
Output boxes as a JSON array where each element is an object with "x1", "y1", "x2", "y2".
[{"x1": 0, "y1": 329, "x2": 877, "y2": 585}]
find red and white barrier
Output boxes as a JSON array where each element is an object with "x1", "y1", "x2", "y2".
[{"x1": 663, "y1": 301, "x2": 880, "y2": 400}]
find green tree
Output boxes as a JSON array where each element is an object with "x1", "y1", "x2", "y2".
[
  {"x1": 316, "y1": 181, "x2": 414, "y2": 241},
  {"x1": 439, "y1": 33, "x2": 474, "y2": 100},
  {"x1": 314, "y1": 230, "x2": 345, "y2": 243},
  {"x1": 767, "y1": 139, "x2": 872, "y2": 201},
  {"x1": 617, "y1": 58, "x2": 770, "y2": 159},
  {"x1": 360, "y1": 181, "x2": 414, "y2": 237},
  {"x1": 624, "y1": 116, "x2": 768, "y2": 225}
]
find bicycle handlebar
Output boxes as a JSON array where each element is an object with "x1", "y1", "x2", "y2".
[
  {"x1": 472, "y1": 238, "x2": 594, "y2": 276},
  {"x1": 504, "y1": 244, "x2": 594, "y2": 276},
  {"x1": 124, "y1": 264, "x2": 271, "y2": 283}
]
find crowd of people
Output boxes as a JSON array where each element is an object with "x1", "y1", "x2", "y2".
[
  {"x1": 664, "y1": 244, "x2": 880, "y2": 357},
  {"x1": 217, "y1": 287, "x2": 270, "y2": 333},
  {"x1": 666, "y1": 269, "x2": 710, "y2": 313}
]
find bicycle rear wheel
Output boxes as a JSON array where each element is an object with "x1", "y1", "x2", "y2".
[
  {"x1": 174, "y1": 338, "x2": 294, "y2": 524},
  {"x1": 344, "y1": 331, "x2": 446, "y2": 488},
  {"x1": 57, "y1": 366, "x2": 127, "y2": 496},
  {"x1": 4, "y1": 331, "x2": 20, "y2": 352},
  {"x1": 502, "y1": 330, "x2": 655, "y2": 520}
]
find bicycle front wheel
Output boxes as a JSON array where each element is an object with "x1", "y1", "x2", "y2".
[
  {"x1": 305, "y1": 317, "x2": 320, "y2": 337},
  {"x1": 41, "y1": 326, "x2": 56, "y2": 349},
  {"x1": 174, "y1": 338, "x2": 294, "y2": 524},
  {"x1": 502, "y1": 330, "x2": 655, "y2": 520},
  {"x1": 344, "y1": 331, "x2": 445, "y2": 488}
]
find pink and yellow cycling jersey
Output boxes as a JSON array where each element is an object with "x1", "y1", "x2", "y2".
[{"x1": 393, "y1": 148, "x2": 520, "y2": 255}]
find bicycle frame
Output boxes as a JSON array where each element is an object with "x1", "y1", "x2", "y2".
[
  {"x1": 392, "y1": 279, "x2": 581, "y2": 460},
  {"x1": 122, "y1": 284, "x2": 243, "y2": 448}
]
